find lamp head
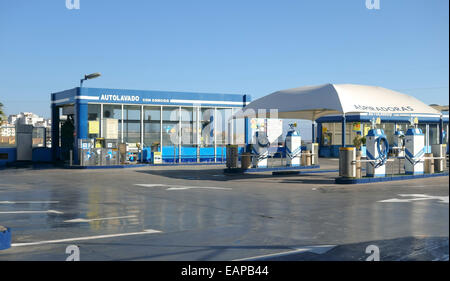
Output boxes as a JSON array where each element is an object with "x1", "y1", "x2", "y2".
[{"x1": 84, "y1": 73, "x2": 101, "y2": 80}]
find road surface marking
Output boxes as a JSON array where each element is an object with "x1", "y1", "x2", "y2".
[
  {"x1": 0, "y1": 210, "x2": 63, "y2": 214},
  {"x1": 134, "y1": 184, "x2": 231, "y2": 191},
  {"x1": 64, "y1": 215, "x2": 137, "y2": 223},
  {"x1": 0, "y1": 201, "x2": 59, "y2": 204},
  {"x1": 11, "y1": 229, "x2": 162, "y2": 247},
  {"x1": 378, "y1": 194, "x2": 449, "y2": 204},
  {"x1": 166, "y1": 186, "x2": 231, "y2": 190},
  {"x1": 233, "y1": 245, "x2": 336, "y2": 261}
]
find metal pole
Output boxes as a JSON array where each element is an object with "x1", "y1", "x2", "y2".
[
  {"x1": 120, "y1": 104, "x2": 124, "y2": 143},
  {"x1": 100, "y1": 103, "x2": 103, "y2": 138},
  {"x1": 214, "y1": 107, "x2": 217, "y2": 163},
  {"x1": 160, "y1": 106, "x2": 163, "y2": 161},
  {"x1": 178, "y1": 106, "x2": 181, "y2": 163},
  {"x1": 197, "y1": 107, "x2": 200, "y2": 163},
  {"x1": 342, "y1": 114, "x2": 346, "y2": 147},
  {"x1": 43, "y1": 127, "x2": 47, "y2": 148},
  {"x1": 140, "y1": 105, "x2": 144, "y2": 163},
  {"x1": 439, "y1": 115, "x2": 444, "y2": 144},
  {"x1": 243, "y1": 95, "x2": 249, "y2": 152}
]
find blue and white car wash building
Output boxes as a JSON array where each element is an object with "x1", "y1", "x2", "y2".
[{"x1": 51, "y1": 87, "x2": 250, "y2": 165}]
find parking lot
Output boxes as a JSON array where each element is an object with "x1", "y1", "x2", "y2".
[{"x1": 0, "y1": 159, "x2": 448, "y2": 261}]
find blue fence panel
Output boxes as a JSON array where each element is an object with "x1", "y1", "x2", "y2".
[
  {"x1": 319, "y1": 146, "x2": 331, "y2": 158},
  {"x1": 32, "y1": 148, "x2": 52, "y2": 162},
  {"x1": 0, "y1": 148, "x2": 16, "y2": 167},
  {"x1": 180, "y1": 146, "x2": 197, "y2": 163},
  {"x1": 200, "y1": 147, "x2": 215, "y2": 162},
  {"x1": 331, "y1": 146, "x2": 340, "y2": 158}
]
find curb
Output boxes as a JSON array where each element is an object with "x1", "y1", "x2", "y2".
[
  {"x1": 224, "y1": 165, "x2": 321, "y2": 174},
  {"x1": 335, "y1": 172, "x2": 449, "y2": 184}
]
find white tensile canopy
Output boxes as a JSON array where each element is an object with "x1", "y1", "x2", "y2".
[{"x1": 234, "y1": 84, "x2": 441, "y2": 120}]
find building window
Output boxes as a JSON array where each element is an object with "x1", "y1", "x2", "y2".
[
  {"x1": 32, "y1": 127, "x2": 46, "y2": 147},
  {"x1": 87, "y1": 104, "x2": 101, "y2": 139},
  {"x1": 233, "y1": 108, "x2": 245, "y2": 145},
  {"x1": 380, "y1": 123, "x2": 395, "y2": 147},
  {"x1": 103, "y1": 105, "x2": 121, "y2": 140},
  {"x1": 143, "y1": 106, "x2": 161, "y2": 146},
  {"x1": 162, "y1": 107, "x2": 179, "y2": 146},
  {"x1": 123, "y1": 105, "x2": 141, "y2": 144},
  {"x1": 200, "y1": 108, "x2": 214, "y2": 146},
  {"x1": 180, "y1": 107, "x2": 194, "y2": 145},
  {"x1": 216, "y1": 108, "x2": 233, "y2": 145},
  {"x1": 430, "y1": 124, "x2": 439, "y2": 145},
  {"x1": 320, "y1": 122, "x2": 354, "y2": 146},
  {"x1": 444, "y1": 124, "x2": 449, "y2": 145}
]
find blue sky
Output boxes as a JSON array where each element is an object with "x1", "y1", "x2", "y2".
[{"x1": 0, "y1": 0, "x2": 448, "y2": 118}]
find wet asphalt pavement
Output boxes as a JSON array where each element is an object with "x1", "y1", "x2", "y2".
[{"x1": 0, "y1": 159, "x2": 448, "y2": 261}]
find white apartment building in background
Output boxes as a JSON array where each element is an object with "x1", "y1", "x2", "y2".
[
  {"x1": 8, "y1": 112, "x2": 50, "y2": 127},
  {"x1": 0, "y1": 125, "x2": 15, "y2": 137},
  {"x1": 1, "y1": 112, "x2": 51, "y2": 138}
]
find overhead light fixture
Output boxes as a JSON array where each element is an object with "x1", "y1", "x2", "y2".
[{"x1": 80, "y1": 72, "x2": 101, "y2": 87}]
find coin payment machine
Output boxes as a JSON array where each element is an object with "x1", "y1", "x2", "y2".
[
  {"x1": 285, "y1": 123, "x2": 301, "y2": 166},
  {"x1": 104, "y1": 139, "x2": 119, "y2": 165},
  {"x1": 405, "y1": 127, "x2": 425, "y2": 175}
]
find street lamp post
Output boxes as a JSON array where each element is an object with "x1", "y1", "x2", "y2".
[{"x1": 80, "y1": 72, "x2": 101, "y2": 87}]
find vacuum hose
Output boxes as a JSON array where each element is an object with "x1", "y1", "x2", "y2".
[
  {"x1": 256, "y1": 132, "x2": 270, "y2": 148},
  {"x1": 375, "y1": 136, "x2": 389, "y2": 168}
]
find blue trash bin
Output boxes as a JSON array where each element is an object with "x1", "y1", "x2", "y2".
[{"x1": 0, "y1": 226, "x2": 11, "y2": 250}]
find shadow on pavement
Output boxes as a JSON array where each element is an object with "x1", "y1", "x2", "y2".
[
  {"x1": 134, "y1": 168, "x2": 338, "y2": 183},
  {"x1": 69, "y1": 236, "x2": 449, "y2": 261}
]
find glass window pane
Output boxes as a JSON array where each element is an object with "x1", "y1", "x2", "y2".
[
  {"x1": 215, "y1": 108, "x2": 232, "y2": 145},
  {"x1": 381, "y1": 123, "x2": 395, "y2": 147},
  {"x1": 87, "y1": 104, "x2": 100, "y2": 139},
  {"x1": 144, "y1": 107, "x2": 161, "y2": 121},
  {"x1": 180, "y1": 107, "x2": 193, "y2": 145},
  {"x1": 321, "y1": 122, "x2": 333, "y2": 146},
  {"x1": 0, "y1": 126, "x2": 16, "y2": 147},
  {"x1": 143, "y1": 106, "x2": 161, "y2": 146},
  {"x1": 200, "y1": 108, "x2": 214, "y2": 146},
  {"x1": 103, "y1": 105, "x2": 121, "y2": 140},
  {"x1": 162, "y1": 107, "x2": 179, "y2": 146},
  {"x1": 430, "y1": 124, "x2": 438, "y2": 145},
  {"x1": 32, "y1": 127, "x2": 45, "y2": 147},
  {"x1": 444, "y1": 124, "x2": 449, "y2": 145},
  {"x1": 124, "y1": 105, "x2": 141, "y2": 143},
  {"x1": 233, "y1": 108, "x2": 245, "y2": 145}
]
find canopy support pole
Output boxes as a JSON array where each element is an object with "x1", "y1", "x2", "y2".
[
  {"x1": 342, "y1": 114, "x2": 346, "y2": 147},
  {"x1": 312, "y1": 122, "x2": 316, "y2": 143},
  {"x1": 439, "y1": 115, "x2": 444, "y2": 144},
  {"x1": 243, "y1": 95, "x2": 249, "y2": 150}
]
